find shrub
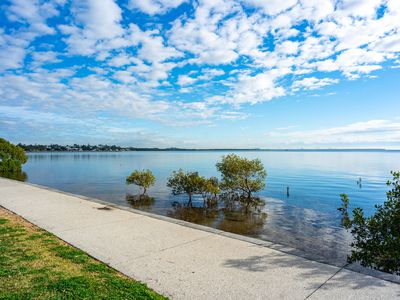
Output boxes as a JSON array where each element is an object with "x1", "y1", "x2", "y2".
[
  {"x1": 339, "y1": 171, "x2": 400, "y2": 275},
  {"x1": 0, "y1": 138, "x2": 28, "y2": 173},
  {"x1": 166, "y1": 170, "x2": 204, "y2": 206},
  {"x1": 337, "y1": 193, "x2": 351, "y2": 228},
  {"x1": 216, "y1": 154, "x2": 267, "y2": 212},
  {"x1": 126, "y1": 169, "x2": 155, "y2": 196},
  {"x1": 198, "y1": 176, "x2": 220, "y2": 207}
]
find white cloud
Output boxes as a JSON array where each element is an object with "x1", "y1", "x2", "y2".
[
  {"x1": 129, "y1": 25, "x2": 182, "y2": 64},
  {"x1": 208, "y1": 71, "x2": 286, "y2": 105},
  {"x1": 337, "y1": 0, "x2": 384, "y2": 19},
  {"x1": 61, "y1": 0, "x2": 126, "y2": 56},
  {"x1": 73, "y1": 0, "x2": 124, "y2": 40},
  {"x1": 0, "y1": 45, "x2": 26, "y2": 70},
  {"x1": 177, "y1": 74, "x2": 196, "y2": 86},
  {"x1": 0, "y1": 71, "x2": 166, "y2": 118},
  {"x1": 265, "y1": 119, "x2": 400, "y2": 147},
  {"x1": 31, "y1": 51, "x2": 61, "y2": 67},
  {"x1": 219, "y1": 111, "x2": 248, "y2": 120},
  {"x1": 168, "y1": 0, "x2": 241, "y2": 65},
  {"x1": 113, "y1": 70, "x2": 137, "y2": 83},
  {"x1": 277, "y1": 41, "x2": 299, "y2": 55},
  {"x1": 177, "y1": 68, "x2": 224, "y2": 86},
  {"x1": 0, "y1": 105, "x2": 179, "y2": 147},
  {"x1": 292, "y1": 77, "x2": 339, "y2": 91},
  {"x1": 369, "y1": 34, "x2": 400, "y2": 53},
  {"x1": 5, "y1": 0, "x2": 58, "y2": 36},
  {"x1": 298, "y1": 0, "x2": 335, "y2": 21},
  {"x1": 128, "y1": 0, "x2": 187, "y2": 15},
  {"x1": 244, "y1": 0, "x2": 297, "y2": 15},
  {"x1": 0, "y1": 1, "x2": 65, "y2": 71},
  {"x1": 108, "y1": 53, "x2": 132, "y2": 67}
]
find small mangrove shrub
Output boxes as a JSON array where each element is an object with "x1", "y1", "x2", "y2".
[
  {"x1": 337, "y1": 193, "x2": 351, "y2": 228},
  {"x1": 216, "y1": 154, "x2": 267, "y2": 212},
  {"x1": 126, "y1": 169, "x2": 156, "y2": 196},
  {"x1": 167, "y1": 169, "x2": 217, "y2": 207},
  {"x1": 198, "y1": 176, "x2": 220, "y2": 207},
  {"x1": 339, "y1": 171, "x2": 400, "y2": 275}
]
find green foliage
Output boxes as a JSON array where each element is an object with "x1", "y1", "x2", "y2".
[
  {"x1": 216, "y1": 154, "x2": 267, "y2": 212},
  {"x1": 339, "y1": 171, "x2": 400, "y2": 275},
  {"x1": 0, "y1": 138, "x2": 28, "y2": 173},
  {"x1": 198, "y1": 176, "x2": 220, "y2": 207},
  {"x1": 166, "y1": 170, "x2": 203, "y2": 206},
  {"x1": 167, "y1": 171, "x2": 221, "y2": 207},
  {"x1": 337, "y1": 193, "x2": 351, "y2": 228},
  {"x1": 126, "y1": 169, "x2": 156, "y2": 196},
  {"x1": 0, "y1": 169, "x2": 28, "y2": 182}
]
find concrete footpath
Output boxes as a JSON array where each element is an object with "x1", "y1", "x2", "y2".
[{"x1": 0, "y1": 178, "x2": 399, "y2": 299}]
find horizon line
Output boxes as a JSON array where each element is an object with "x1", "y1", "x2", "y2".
[{"x1": 22, "y1": 148, "x2": 400, "y2": 152}]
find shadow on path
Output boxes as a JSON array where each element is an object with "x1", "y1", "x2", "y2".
[{"x1": 223, "y1": 250, "x2": 395, "y2": 292}]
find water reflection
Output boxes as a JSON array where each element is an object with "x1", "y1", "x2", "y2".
[
  {"x1": 166, "y1": 201, "x2": 268, "y2": 236},
  {"x1": 129, "y1": 189, "x2": 270, "y2": 237},
  {"x1": 167, "y1": 201, "x2": 220, "y2": 227},
  {"x1": 0, "y1": 170, "x2": 28, "y2": 182},
  {"x1": 357, "y1": 177, "x2": 362, "y2": 189},
  {"x1": 126, "y1": 194, "x2": 155, "y2": 211},
  {"x1": 219, "y1": 209, "x2": 268, "y2": 236}
]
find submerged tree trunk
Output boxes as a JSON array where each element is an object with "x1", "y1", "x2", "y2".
[
  {"x1": 245, "y1": 201, "x2": 251, "y2": 214},
  {"x1": 245, "y1": 191, "x2": 252, "y2": 213},
  {"x1": 188, "y1": 193, "x2": 193, "y2": 207}
]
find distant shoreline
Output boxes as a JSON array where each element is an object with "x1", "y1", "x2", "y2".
[{"x1": 25, "y1": 148, "x2": 400, "y2": 153}]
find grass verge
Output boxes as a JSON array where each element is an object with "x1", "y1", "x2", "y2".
[{"x1": 0, "y1": 207, "x2": 167, "y2": 299}]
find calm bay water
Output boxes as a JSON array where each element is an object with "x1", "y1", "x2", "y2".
[{"x1": 22, "y1": 150, "x2": 400, "y2": 264}]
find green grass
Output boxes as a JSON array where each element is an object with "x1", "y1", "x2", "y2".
[{"x1": 0, "y1": 209, "x2": 167, "y2": 300}]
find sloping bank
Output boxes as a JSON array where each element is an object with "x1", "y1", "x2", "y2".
[{"x1": 0, "y1": 207, "x2": 166, "y2": 299}]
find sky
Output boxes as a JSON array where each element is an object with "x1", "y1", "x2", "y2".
[{"x1": 0, "y1": 0, "x2": 400, "y2": 149}]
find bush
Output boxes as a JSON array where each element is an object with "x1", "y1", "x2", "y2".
[
  {"x1": 216, "y1": 154, "x2": 267, "y2": 212},
  {"x1": 166, "y1": 170, "x2": 204, "y2": 206},
  {"x1": 339, "y1": 171, "x2": 400, "y2": 275},
  {"x1": 126, "y1": 169, "x2": 155, "y2": 196},
  {"x1": 337, "y1": 193, "x2": 351, "y2": 228},
  {"x1": 0, "y1": 138, "x2": 28, "y2": 173},
  {"x1": 198, "y1": 176, "x2": 220, "y2": 207}
]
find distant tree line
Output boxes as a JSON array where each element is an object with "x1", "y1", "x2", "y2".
[
  {"x1": 18, "y1": 144, "x2": 127, "y2": 152},
  {"x1": 18, "y1": 144, "x2": 198, "y2": 152},
  {"x1": 17, "y1": 143, "x2": 268, "y2": 152}
]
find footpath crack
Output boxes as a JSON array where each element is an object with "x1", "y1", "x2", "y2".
[
  {"x1": 305, "y1": 264, "x2": 349, "y2": 299},
  {"x1": 133, "y1": 233, "x2": 214, "y2": 260}
]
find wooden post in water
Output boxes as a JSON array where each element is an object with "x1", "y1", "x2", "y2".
[{"x1": 286, "y1": 186, "x2": 290, "y2": 197}]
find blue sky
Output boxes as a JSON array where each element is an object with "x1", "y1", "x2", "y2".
[{"x1": 0, "y1": 0, "x2": 400, "y2": 148}]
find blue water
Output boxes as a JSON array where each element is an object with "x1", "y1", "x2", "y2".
[{"x1": 22, "y1": 150, "x2": 400, "y2": 263}]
